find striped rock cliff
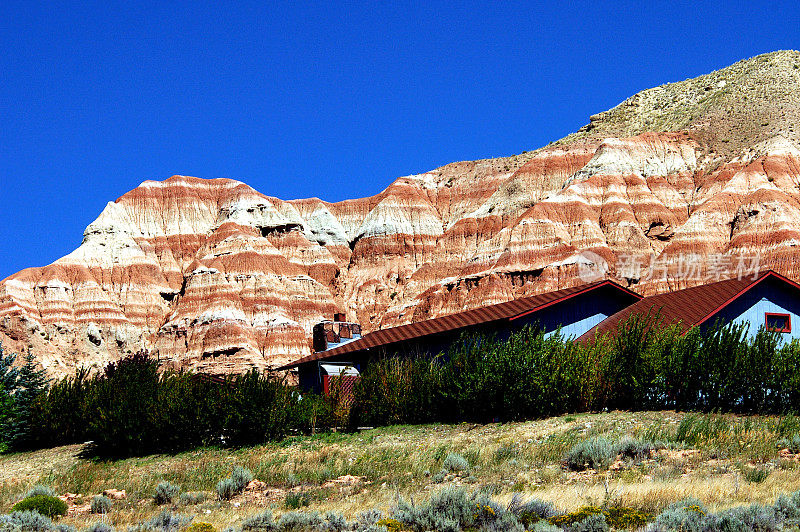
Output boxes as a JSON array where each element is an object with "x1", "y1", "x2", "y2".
[{"x1": 4, "y1": 50, "x2": 800, "y2": 375}]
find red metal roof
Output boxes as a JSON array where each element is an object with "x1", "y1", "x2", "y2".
[
  {"x1": 280, "y1": 280, "x2": 641, "y2": 369},
  {"x1": 576, "y1": 270, "x2": 800, "y2": 342}
]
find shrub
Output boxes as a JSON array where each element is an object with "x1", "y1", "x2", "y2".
[
  {"x1": 324, "y1": 512, "x2": 348, "y2": 532},
  {"x1": 565, "y1": 438, "x2": 616, "y2": 471},
  {"x1": 131, "y1": 510, "x2": 192, "y2": 532},
  {"x1": 778, "y1": 434, "x2": 800, "y2": 453},
  {"x1": 0, "y1": 510, "x2": 54, "y2": 532},
  {"x1": 493, "y1": 443, "x2": 518, "y2": 462},
  {"x1": 24, "y1": 485, "x2": 56, "y2": 499},
  {"x1": 0, "y1": 522, "x2": 21, "y2": 532},
  {"x1": 284, "y1": 492, "x2": 312, "y2": 510},
  {"x1": 154, "y1": 481, "x2": 181, "y2": 505},
  {"x1": 605, "y1": 507, "x2": 651, "y2": 529},
  {"x1": 393, "y1": 486, "x2": 512, "y2": 532},
  {"x1": 11, "y1": 495, "x2": 68, "y2": 518},
  {"x1": 615, "y1": 436, "x2": 653, "y2": 460},
  {"x1": 231, "y1": 467, "x2": 253, "y2": 490},
  {"x1": 721, "y1": 503, "x2": 779, "y2": 531},
  {"x1": 179, "y1": 492, "x2": 207, "y2": 506},
  {"x1": 376, "y1": 518, "x2": 402, "y2": 532},
  {"x1": 215, "y1": 479, "x2": 240, "y2": 501},
  {"x1": 697, "y1": 513, "x2": 747, "y2": 532},
  {"x1": 648, "y1": 498, "x2": 707, "y2": 532},
  {"x1": 774, "y1": 494, "x2": 800, "y2": 519},
  {"x1": 550, "y1": 507, "x2": 605, "y2": 527},
  {"x1": 90, "y1": 495, "x2": 112, "y2": 514},
  {"x1": 355, "y1": 509, "x2": 383, "y2": 529},
  {"x1": 216, "y1": 467, "x2": 253, "y2": 500},
  {"x1": 441, "y1": 453, "x2": 469, "y2": 473},
  {"x1": 85, "y1": 524, "x2": 114, "y2": 532},
  {"x1": 743, "y1": 465, "x2": 771, "y2": 483},
  {"x1": 568, "y1": 513, "x2": 609, "y2": 532},
  {"x1": 241, "y1": 510, "x2": 275, "y2": 530},
  {"x1": 508, "y1": 496, "x2": 558, "y2": 527},
  {"x1": 186, "y1": 524, "x2": 217, "y2": 532},
  {"x1": 276, "y1": 511, "x2": 324, "y2": 531},
  {"x1": 350, "y1": 356, "x2": 442, "y2": 427},
  {"x1": 530, "y1": 522, "x2": 560, "y2": 532},
  {"x1": 25, "y1": 367, "x2": 92, "y2": 450}
]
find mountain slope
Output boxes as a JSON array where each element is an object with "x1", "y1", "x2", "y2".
[{"x1": 3, "y1": 51, "x2": 800, "y2": 374}]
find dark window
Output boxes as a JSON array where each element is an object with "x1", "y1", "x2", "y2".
[{"x1": 765, "y1": 313, "x2": 791, "y2": 333}]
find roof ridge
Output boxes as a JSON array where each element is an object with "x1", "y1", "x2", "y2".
[{"x1": 279, "y1": 279, "x2": 637, "y2": 369}]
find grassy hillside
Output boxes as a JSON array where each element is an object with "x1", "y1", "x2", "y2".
[
  {"x1": 4, "y1": 411, "x2": 800, "y2": 530},
  {"x1": 558, "y1": 50, "x2": 800, "y2": 157}
]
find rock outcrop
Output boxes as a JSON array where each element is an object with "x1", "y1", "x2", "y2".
[{"x1": 4, "y1": 51, "x2": 800, "y2": 375}]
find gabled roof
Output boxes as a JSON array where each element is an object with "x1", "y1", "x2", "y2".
[
  {"x1": 280, "y1": 280, "x2": 641, "y2": 369},
  {"x1": 577, "y1": 270, "x2": 800, "y2": 342}
]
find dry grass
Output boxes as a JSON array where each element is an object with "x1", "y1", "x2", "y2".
[
  {"x1": 3, "y1": 411, "x2": 800, "y2": 529},
  {"x1": 556, "y1": 49, "x2": 800, "y2": 157}
]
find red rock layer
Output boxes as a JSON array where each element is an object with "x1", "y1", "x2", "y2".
[{"x1": 4, "y1": 132, "x2": 800, "y2": 375}]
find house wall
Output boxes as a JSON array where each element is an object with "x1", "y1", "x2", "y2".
[
  {"x1": 295, "y1": 284, "x2": 640, "y2": 391},
  {"x1": 704, "y1": 277, "x2": 800, "y2": 341},
  {"x1": 513, "y1": 284, "x2": 639, "y2": 339}
]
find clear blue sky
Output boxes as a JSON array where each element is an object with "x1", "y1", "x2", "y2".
[{"x1": 2, "y1": 1, "x2": 799, "y2": 280}]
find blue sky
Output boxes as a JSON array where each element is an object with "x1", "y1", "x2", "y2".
[{"x1": 2, "y1": 1, "x2": 799, "y2": 279}]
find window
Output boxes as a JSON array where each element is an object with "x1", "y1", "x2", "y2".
[{"x1": 765, "y1": 313, "x2": 791, "y2": 333}]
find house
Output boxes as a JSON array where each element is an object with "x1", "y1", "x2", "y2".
[
  {"x1": 578, "y1": 270, "x2": 800, "y2": 342},
  {"x1": 281, "y1": 280, "x2": 642, "y2": 392}
]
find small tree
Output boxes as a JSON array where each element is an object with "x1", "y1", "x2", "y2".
[
  {"x1": 0, "y1": 344, "x2": 19, "y2": 451},
  {"x1": 0, "y1": 381, "x2": 12, "y2": 452},
  {"x1": 8, "y1": 351, "x2": 49, "y2": 449}
]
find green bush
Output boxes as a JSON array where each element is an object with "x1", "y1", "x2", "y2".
[
  {"x1": 615, "y1": 436, "x2": 654, "y2": 460},
  {"x1": 393, "y1": 486, "x2": 514, "y2": 532},
  {"x1": 650, "y1": 498, "x2": 707, "y2": 531},
  {"x1": 284, "y1": 491, "x2": 312, "y2": 509},
  {"x1": 216, "y1": 466, "x2": 253, "y2": 500},
  {"x1": 25, "y1": 368, "x2": 91, "y2": 450},
  {"x1": 778, "y1": 434, "x2": 800, "y2": 453},
  {"x1": 507, "y1": 494, "x2": 558, "y2": 527},
  {"x1": 0, "y1": 510, "x2": 54, "y2": 532},
  {"x1": 241, "y1": 510, "x2": 275, "y2": 530},
  {"x1": 350, "y1": 356, "x2": 442, "y2": 427},
  {"x1": 11, "y1": 495, "x2": 68, "y2": 518},
  {"x1": 90, "y1": 495, "x2": 112, "y2": 514},
  {"x1": 743, "y1": 465, "x2": 771, "y2": 483},
  {"x1": 565, "y1": 437, "x2": 617, "y2": 471},
  {"x1": 323, "y1": 512, "x2": 348, "y2": 532},
  {"x1": 569, "y1": 513, "x2": 609, "y2": 532},
  {"x1": 154, "y1": 481, "x2": 181, "y2": 505},
  {"x1": 276, "y1": 511, "x2": 324, "y2": 531},
  {"x1": 441, "y1": 453, "x2": 469, "y2": 473}
]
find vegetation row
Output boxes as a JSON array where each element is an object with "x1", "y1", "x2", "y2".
[
  {"x1": 6, "y1": 484, "x2": 800, "y2": 532},
  {"x1": 2, "y1": 314, "x2": 800, "y2": 457}
]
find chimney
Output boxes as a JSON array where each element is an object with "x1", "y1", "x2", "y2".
[
  {"x1": 334, "y1": 312, "x2": 346, "y2": 322},
  {"x1": 312, "y1": 322, "x2": 328, "y2": 352}
]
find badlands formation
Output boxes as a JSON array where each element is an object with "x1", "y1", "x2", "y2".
[{"x1": 4, "y1": 51, "x2": 800, "y2": 375}]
